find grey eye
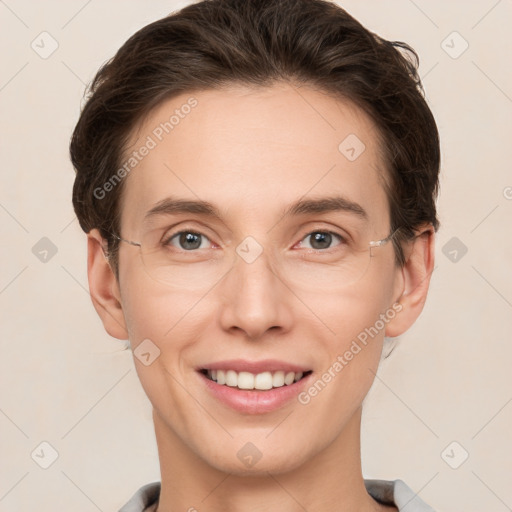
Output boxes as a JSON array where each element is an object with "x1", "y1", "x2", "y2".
[
  {"x1": 167, "y1": 231, "x2": 210, "y2": 250},
  {"x1": 301, "y1": 231, "x2": 344, "y2": 251}
]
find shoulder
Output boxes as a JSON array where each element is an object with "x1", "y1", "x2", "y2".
[
  {"x1": 120, "y1": 479, "x2": 436, "y2": 511},
  {"x1": 365, "y1": 478, "x2": 437, "y2": 511},
  {"x1": 118, "y1": 481, "x2": 160, "y2": 512}
]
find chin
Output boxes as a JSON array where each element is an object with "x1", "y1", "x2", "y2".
[{"x1": 198, "y1": 438, "x2": 312, "y2": 476}]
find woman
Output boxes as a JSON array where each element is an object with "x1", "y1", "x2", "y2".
[{"x1": 69, "y1": 0, "x2": 440, "y2": 510}]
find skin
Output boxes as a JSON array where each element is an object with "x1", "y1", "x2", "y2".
[{"x1": 87, "y1": 82, "x2": 435, "y2": 511}]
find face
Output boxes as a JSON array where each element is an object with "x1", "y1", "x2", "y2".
[{"x1": 113, "y1": 82, "x2": 405, "y2": 475}]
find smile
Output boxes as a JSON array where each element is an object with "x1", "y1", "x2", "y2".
[{"x1": 200, "y1": 369, "x2": 313, "y2": 391}]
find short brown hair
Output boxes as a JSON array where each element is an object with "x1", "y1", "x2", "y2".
[{"x1": 70, "y1": 0, "x2": 440, "y2": 280}]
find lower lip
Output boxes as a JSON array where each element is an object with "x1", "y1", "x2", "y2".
[{"x1": 198, "y1": 371, "x2": 313, "y2": 414}]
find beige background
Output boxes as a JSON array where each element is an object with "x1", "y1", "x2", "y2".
[{"x1": 1, "y1": 1, "x2": 511, "y2": 510}]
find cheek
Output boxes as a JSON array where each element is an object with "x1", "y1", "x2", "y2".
[
  {"x1": 122, "y1": 280, "x2": 201, "y2": 346},
  {"x1": 118, "y1": 248, "x2": 204, "y2": 341},
  {"x1": 312, "y1": 276, "x2": 396, "y2": 389},
  {"x1": 118, "y1": 275, "x2": 202, "y2": 412},
  {"x1": 295, "y1": 287, "x2": 391, "y2": 436},
  {"x1": 327, "y1": 294, "x2": 387, "y2": 383},
  {"x1": 303, "y1": 265, "x2": 396, "y2": 346}
]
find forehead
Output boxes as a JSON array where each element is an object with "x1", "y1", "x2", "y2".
[{"x1": 118, "y1": 82, "x2": 390, "y2": 234}]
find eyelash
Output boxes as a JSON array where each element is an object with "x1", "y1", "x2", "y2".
[{"x1": 162, "y1": 227, "x2": 347, "y2": 253}]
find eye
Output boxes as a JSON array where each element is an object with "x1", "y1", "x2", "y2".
[
  {"x1": 165, "y1": 230, "x2": 212, "y2": 251},
  {"x1": 298, "y1": 230, "x2": 346, "y2": 251},
  {"x1": 160, "y1": 228, "x2": 347, "y2": 253}
]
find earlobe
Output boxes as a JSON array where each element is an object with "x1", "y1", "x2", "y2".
[
  {"x1": 385, "y1": 225, "x2": 435, "y2": 338},
  {"x1": 87, "y1": 229, "x2": 129, "y2": 340}
]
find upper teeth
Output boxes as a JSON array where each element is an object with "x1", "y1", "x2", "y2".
[{"x1": 207, "y1": 369, "x2": 304, "y2": 390}]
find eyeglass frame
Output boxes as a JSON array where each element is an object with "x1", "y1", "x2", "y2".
[{"x1": 102, "y1": 226, "x2": 402, "y2": 264}]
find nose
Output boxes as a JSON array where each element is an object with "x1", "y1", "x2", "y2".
[{"x1": 218, "y1": 244, "x2": 294, "y2": 340}]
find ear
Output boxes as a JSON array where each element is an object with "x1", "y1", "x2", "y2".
[
  {"x1": 385, "y1": 224, "x2": 435, "y2": 337},
  {"x1": 87, "y1": 229, "x2": 129, "y2": 340}
]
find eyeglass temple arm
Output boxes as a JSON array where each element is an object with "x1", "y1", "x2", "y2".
[
  {"x1": 369, "y1": 227, "x2": 401, "y2": 248},
  {"x1": 103, "y1": 233, "x2": 142, "y2": 255}
]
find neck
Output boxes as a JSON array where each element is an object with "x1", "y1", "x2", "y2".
[{"x1": 153, "y1": 406, "x2": 392, "y2": 512}]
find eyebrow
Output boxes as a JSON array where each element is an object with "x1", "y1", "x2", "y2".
[{"x1": 143, "y1": 195, "x2": 369, "y2": 225}]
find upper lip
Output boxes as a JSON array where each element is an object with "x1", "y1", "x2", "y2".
[{"x1": 197, "y1": 359, "x2": 312, "y2": 374}]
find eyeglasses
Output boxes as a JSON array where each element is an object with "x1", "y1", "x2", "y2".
[{"x1": 104, "y1": 224, "x2": 401, "y2": 291}]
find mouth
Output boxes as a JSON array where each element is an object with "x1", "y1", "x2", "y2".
[
  {"x1": 199, "y1": 368, "x2": 313, "y2": 391},
  {"x1": 197, "y1": 361, "x2": 315, "y2": 414}
]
